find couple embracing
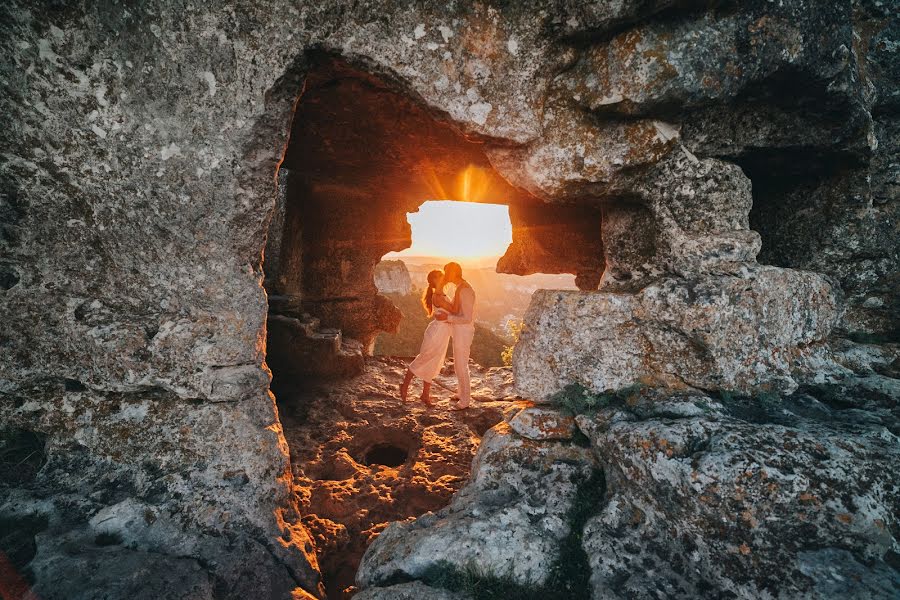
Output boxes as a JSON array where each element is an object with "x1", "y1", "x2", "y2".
[{"x1": 399, "y1": 261, "x2": 476, "y2": 410}]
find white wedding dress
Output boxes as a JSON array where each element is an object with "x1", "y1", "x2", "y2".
[{"x1": 407, "y1": 307, "x2": 452, "y2": 383}]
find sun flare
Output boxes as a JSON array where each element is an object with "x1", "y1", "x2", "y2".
[{"x1": 384, "y1": 200, "x2": 513, "y2": 261}]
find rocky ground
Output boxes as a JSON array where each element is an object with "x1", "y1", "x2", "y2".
[
  {"x1": 356, "y1": 343, "x2": 900, "y2": 600},
  {"x1": 2, "y1": 1, "x2": 897, "y2": 598},
  {"x1": 276, "y1": 358, "x2": 519, "y2": 598}
]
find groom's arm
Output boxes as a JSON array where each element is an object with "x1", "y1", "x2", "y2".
[{"x1": 447, "y1": 287, "x2": 475, "y2": 325}]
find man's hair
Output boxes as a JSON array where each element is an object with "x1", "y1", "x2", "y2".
[{"x1": 443, "y1": 262, "x2": 462, "y2": 279}]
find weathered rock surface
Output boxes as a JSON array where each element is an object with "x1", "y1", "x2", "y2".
[
  {"x1": 559, "y1": 0, "x2": 863, "y2": 117},
  {"x1": 354, "y1": 581, "x2": 470, "y2": 600},
  {"x1": 356, "y1": 423, "x2": 594, "y2": 588},
  {"x1": 577, "y1": 385, "x2": 900, "y2": 599},
  {"x1": 0, "y1": 382, "x2": 323, "y2": 599},
  {"x1": 503, "y1": 401, "x2": 577, "y2": 440},
  {"x1": 357, "y1": 421, "x2": 598, "y2": 590},
  {"x1": 497, "y1": 201, "x2": 606, "y2": 289},
  {"x1": 267, "y1": 296, "x2": 367, "y2": 380},
  {"x1": 485, "y1": 106, "x2": 679, "y2": 200},
  {"x1": 748, "y1": 114, "x2": 900, "y2": 339},
  {"x1": 279, "y1": 357, "x2": 515, "y2": 598},
  {"x1": 614, "y1": 153, "x2": 762, "y2": 280},
  {"x1": 1, "y1": 0, "x2": 897, "y2": 598},
  {"x1": 357, "y1": 382, "x2": 899, "y2": 599},
  {"x1": 514, "y1": 266, "x2": 841, "y2": 399}
]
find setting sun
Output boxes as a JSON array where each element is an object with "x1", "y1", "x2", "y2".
[{"x1": 384, "y1": 200, "x2": 513, "y2": 261}]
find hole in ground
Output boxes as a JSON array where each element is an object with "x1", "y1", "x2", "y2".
[
  {"x1": 363, "y1": 443, "x2": 409, "y2": 467},
  {"x1": 94, "y1": 532, "x2": 123, "y2": 547}
]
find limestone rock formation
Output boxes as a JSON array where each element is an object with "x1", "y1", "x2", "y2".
[
  {"x1": 1, "y1": 0, "x2": 897, "y2": 598},
  {"x1": 358, "y1": 381, "x2": 900, "y2": 599},
  {"x1": 558, "y1": 0, "x2": 863, "y2": 117},
  {"x1": 514, "y1": 267, "x2": 841, "y2": 399},
  {"x1": 503, "y1": 401, "x2": 577, "y2": 440},
  {"x1": 576, "y1": 385, "x2": 900, "y2": 599},
  {"x1": 374, "y1": 260, "x2": 413, "y2": 295},
  {"x1": 357, "y1": 421, "x2": 598, "y2": 590},
  {"x1": 484, "y1": 107, "x2": 679, "y2": 200},
  {"x1": 354, "y1": 581, "x2": 469, "y2": 600}
]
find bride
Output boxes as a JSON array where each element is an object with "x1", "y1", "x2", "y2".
[{"x1": 399, "y1": 269, "x2": 456, "y2": 405}]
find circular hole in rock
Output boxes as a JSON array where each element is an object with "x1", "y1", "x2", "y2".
[
  {"x1": 363, "y1": 443, "x2": 409, "y2": 467},
  {"x1": 94, "y1": 532, "x2": 123, "y2": 547}
]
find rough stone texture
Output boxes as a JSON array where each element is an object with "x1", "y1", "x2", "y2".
[
  {"x1": 559, "y1": 0, "x2": 865, "y2": 118},
  {"x1": 354, "y1": 581, "x2": 470, "y2": 600},
  {"x1": 266, "y1": 296, "x2": 367, "y2": 381},
  {"x1": 1, "y1": 382, "x2": 323, "y2": 598},
  {"x1": 612, "y1": 154, "x2": 763, "y2": 280},
  {"x1": 599, "y1": 201, "x2": 660, "y2": 287},
  {"x1": 278, "y1": 357, "x2": 514, "y2": 598},
  {"x1": 1, "y1": 0, "x2": 897, "y2": 598},
  {"x1": 485, "y1": 106, "x2": 679, "y2": 200},
  {"x1": 514, "y1": 267, "x2": 841, "y2": 399},
  {"x1": 29, "y1": 534, "x2": 216, "y2": 600},
  {"x1": 497, "y1": 201, "x2": 605, "y2": 289},
  {"x1": 374, "y1": 260, "x2": 413, "y2": 295},
  {"x1": 503, "y1": 401, "x2": 577, "y2": 440},
  {"x1": 357, "y1": 421, "x2": 597, "y2": 589},
  {"x1": 747, "y1": 114, "x2": 900, "y2": 339},
  {"x1": 355, "y1": 380, "x2": 899, "y2": 599},
  {"x1": 576, "y1": 385, "x2": 900, "y2": 599}
]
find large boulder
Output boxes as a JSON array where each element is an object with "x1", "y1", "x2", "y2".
[
  {"x1": 357, "y1": 383, "x2": 900, "y2": 599},
  {"x1": 354, "y1": 581, "x2": 470, "y2": 600},
  {"x1": 374, "y1": 260, "x2": 413, "y2": 295},
  {"x1": 485, "y1": 106, "x2": 679, "y2": 200},
  {"x1": 513, "y1": 266, "x2": 841, "y2": 399},
  {"x1": 576, "y1": 386, "x2": 900, "y2": 599},
  {"x1": 558, "y1": 0, "x2": 863, "y2": 117}
]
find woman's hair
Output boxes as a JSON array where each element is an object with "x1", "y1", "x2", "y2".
[{"x1": 422, "y1": 269, "x2": 443, "y2": 316}]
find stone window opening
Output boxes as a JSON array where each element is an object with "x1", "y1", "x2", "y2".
[
  {"x1": 258, "y1": 59, "x2": 609, "y2": 596},
  {"x1": 261, "y1": 55, "x2": 607, "y2": 391}
]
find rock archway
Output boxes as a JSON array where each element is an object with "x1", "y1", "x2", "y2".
[
  {"x1": 262, "y1": 55, "x2": 607, "y2": 382},
  {"x1": 2, "y1": 2, "x2": 897, "y2": 600}
]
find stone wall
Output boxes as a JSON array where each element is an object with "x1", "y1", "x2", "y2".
[{"x1": 1, "y1": 0, "x2": 897, "y2": 598}]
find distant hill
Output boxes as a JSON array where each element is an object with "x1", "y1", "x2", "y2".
[
  {"x1": 374, "y1": 260, "x2": 412, "y2": 294},
  {"x1": 374, "y1": 257, "x2": 577, "y2": 366},
  {"x1": 398, "y1": 259, "x2": 577, "y2": 334}
]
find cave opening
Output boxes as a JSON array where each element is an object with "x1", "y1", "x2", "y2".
[
  {"x1": 262, "y1": 54, "x2": 605, "y2": 390},
  {"x1": 261, "y1": 53, "x2": 605, "y2": 598},
  {"x1": 373, "y1": 199, "x2": 581, "y2": 365}
]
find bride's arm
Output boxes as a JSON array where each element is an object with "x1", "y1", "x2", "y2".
[{"x1": 432, "y1": 290, "x2": 454, "y2": 311}]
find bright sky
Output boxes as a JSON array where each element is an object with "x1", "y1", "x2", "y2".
[{"x1": 384, "y1": 200, "x2": 513, "y2": 261}]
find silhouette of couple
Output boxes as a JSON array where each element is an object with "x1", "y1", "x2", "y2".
[{"x1": 399, "y1": 261, "x2": 476, "y2": 410}]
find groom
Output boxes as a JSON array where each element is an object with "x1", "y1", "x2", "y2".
[{"x1": 434, "y1": 261, "x2": 476, "y2": 410}]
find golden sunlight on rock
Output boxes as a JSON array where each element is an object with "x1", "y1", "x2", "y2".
[{"x1": 278, "y1": 357, "x2": 516, "y2": 598}]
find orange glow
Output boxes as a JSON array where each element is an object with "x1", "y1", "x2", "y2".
[
  {"x1": 419, "y1": 159, "x2": 450, "y2": 200},
  {"x1": 417, "y1": 163, "x2": 496, "y2": 204},
  {"x1": 456, "y1": 165, "x2": 492, "y2": 203}
]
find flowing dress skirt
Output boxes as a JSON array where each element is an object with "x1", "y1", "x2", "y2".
[{"x1": 408, "y1": 310, "x2": 452, "y2": 382}]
